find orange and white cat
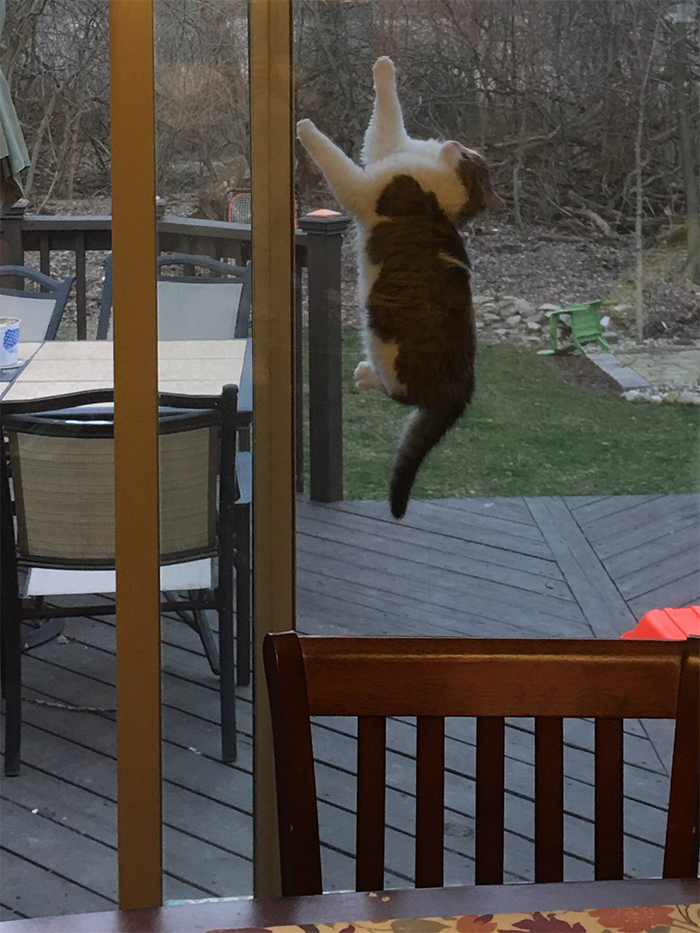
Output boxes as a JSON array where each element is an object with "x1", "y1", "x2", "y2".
[{"x1": 297, "y1": 57, "x2": 502, "y2": 518}]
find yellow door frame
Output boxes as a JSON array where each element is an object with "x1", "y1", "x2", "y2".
[
  {"x1": 250, "y1": 0, "x2": 296, "y2": 899},
  {"x1": 109, "y1": 0, "x2": 296, "y2": 905},
  {"x1": 110, "y1": 0, "x2": 162, "y2": 910}
]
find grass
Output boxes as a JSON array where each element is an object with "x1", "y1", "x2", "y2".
[{"x1": 314, "y1": 329, "x2": 699, "y2": 500}]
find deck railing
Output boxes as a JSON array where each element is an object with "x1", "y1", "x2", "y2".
[{"x1": 0, "y1": 200, "x2": 350, "y2": 502}]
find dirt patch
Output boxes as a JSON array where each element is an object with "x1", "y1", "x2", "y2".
[
  {"x1": 547, "y1": 352, "x2": 623, "y2": 397},
  {"x1": 607, "y1": 239, "x2": 700, "y2": 340}
]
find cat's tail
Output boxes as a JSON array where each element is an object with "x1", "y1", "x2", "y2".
[{"x1": 389, "y1": 400, "x2": 466, "y2": 519}]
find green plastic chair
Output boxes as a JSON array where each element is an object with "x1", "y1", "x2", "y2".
[{"x1": 538, "y1": 300, "x2": 613, "y2": 355}]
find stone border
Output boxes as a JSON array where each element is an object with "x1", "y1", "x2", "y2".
[{"x1": 584, "y1": 349, "x2": 651, "y2": 391}]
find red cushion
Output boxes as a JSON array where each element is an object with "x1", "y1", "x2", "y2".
[{"x1": 622, "y1": 605, "x2": 700, "y2": 640}]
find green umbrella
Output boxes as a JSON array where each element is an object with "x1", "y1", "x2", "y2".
[{"x1": 0, "y1": 0, "x2": 30, "y2": 215}]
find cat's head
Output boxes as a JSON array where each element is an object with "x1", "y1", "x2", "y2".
[{"x1": 440, "y1": 141, "x2": 503, "y2": 224}]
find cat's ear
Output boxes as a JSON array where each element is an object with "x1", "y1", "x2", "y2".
[{"x1": 440, "y1": 140, "x2": 464, "y2": 168}]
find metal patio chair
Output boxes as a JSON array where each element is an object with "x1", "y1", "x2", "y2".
[
  {"x1": 1, "y1": 386, "x2": 249, "y2": 775},
  {"x1": 97, "y1": 252, "x2": 252, "y2": 341},
  {"x1": 0, "y1": 266, "x2": 75, "y2": 342}
]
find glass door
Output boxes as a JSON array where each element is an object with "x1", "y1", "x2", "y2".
[{"x1": 0, "y1": 0, "x2": 295, "y2": 917}]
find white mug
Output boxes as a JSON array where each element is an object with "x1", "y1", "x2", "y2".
[{"x1": 0, "y1": 318, "x2": 20, "y2": 367}]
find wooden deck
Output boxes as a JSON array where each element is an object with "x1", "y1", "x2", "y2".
[{"x1": 1, "y1": 494, "x2": 698, "y2": 921}]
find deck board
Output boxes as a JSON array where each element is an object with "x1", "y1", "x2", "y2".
[{"x1": 2, "y1": 494, "x2": 698, "y2": 919}]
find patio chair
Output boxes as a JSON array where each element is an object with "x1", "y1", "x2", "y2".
[
  {"x1": 0, "y1": 266, "x2": 75, "y2": 341},
  {"x1": 96, "y1": 252, "x2": 252, "y2": 341},
  {"x1": 538, "y1": 300, "x2": 613, "y2": 355},
  {"x1": 1, "y1": 385, "x2": 250, "y2": 776},
  {"x1": 264, "y1": 633, "x2": 699, "y2": 894}
]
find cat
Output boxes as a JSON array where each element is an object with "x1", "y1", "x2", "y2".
[{"x1": 297, "y1": 56, "x2": 503, "y2": 518}]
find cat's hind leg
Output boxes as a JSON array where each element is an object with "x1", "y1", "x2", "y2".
[
  {"x1": 297, "y1": 120, "x2": 367, "y2": 218},
  {"x1": 360, "y1": 57, "x2": 411, "y2": 165},
  {"x1": 354, "y1": 360, "x2": 384, "y2": 392}
]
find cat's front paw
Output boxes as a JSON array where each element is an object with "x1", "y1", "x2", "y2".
[
  {"x1": 296, "y1": 119, "x2": 317, "y2": 144},
  {"x1": 354, "y1": 360, "x2": 381, "y2": 391},
  {"x1": 373, "y1": 56, "x2": 396, "y2": 85}
]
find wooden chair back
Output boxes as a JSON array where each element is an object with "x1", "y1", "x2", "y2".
[{"x1": 264, "y1": 633, "x2": 699, "y2": 896}]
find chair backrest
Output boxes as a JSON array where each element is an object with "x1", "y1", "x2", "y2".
[
  {"x1": 264, "y1": 633, "x2": 700, "y2": 896},
  {"x1": 0, "y1": 266, "x2": 75, "y2": 341},
  {"x1": 568, "y1": 303, "x2": 603, "y2": 341},
  {"x1": 1, "y1": 386, "x2": 238, "y2": 568},
  {"x1": 97, "y1": 252, "x2": 252, "y2": 341}
]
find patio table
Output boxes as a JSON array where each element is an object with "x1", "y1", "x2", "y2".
[
  {"x1": 0, "y1": 337, "x2": 253, "y2": 649},
  {"x1": 0, "y1": 878, "x2": 696, "y2": 932},
  {"x1": 0, "y1": 338, "x2": 252, "y2": 415}
]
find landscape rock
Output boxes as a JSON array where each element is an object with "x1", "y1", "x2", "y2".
[
  {"x1": 621, "y1": 390, "x2": 641, "y2": 401},
  {"x1": 512, "y1": 298, "x2": 536, "y2": 316},
  {"x1": 506, "y1": 314, "x2": 522, "y2": 325},
  {"x1": 662, "y1": 391, "x2": 679, "y2": 404},
  {"x1": 527, "y1": 321, "x2": 541, "y2": 331},
  {"x1": 679, "y1": 390, "x2": 700, "y2": 405},
  {"x1": 650, "y1": 395, "x2": 663, "y2": 403}
]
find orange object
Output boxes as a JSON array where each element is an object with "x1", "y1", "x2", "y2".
[
  {"x1": 622, "y1": 605, "x2": 700, "y2": 640},
  {"x1": 305, "y1": 208, "x2": 342, "y2": 217}
]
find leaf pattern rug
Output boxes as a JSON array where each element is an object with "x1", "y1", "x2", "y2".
[{"x1": 209, "y1": 903, "x2": 700, "y2": 933}]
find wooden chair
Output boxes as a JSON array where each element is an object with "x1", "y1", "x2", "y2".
[{"x1": 264, "y1": 633, "x2": 699, "y2": 895}]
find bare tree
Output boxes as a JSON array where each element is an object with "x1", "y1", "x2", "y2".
[{"x1": 668, "y1": 2, "x2": 700, "y2": 283}]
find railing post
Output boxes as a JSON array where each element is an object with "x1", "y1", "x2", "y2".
[
  {"x1": 0, "y1": 199, "x2": 27, "y2": 289},
  {"x1": 298, "y1": 210, "x2": 351, "y2": 503}
]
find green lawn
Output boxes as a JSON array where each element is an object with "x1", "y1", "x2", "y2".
[{"x1": 316, "y1": 330, "x2": 699, "y2": 500}]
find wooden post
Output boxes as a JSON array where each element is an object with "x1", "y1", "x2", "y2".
[
  {"x1": 298, "y1": 211, "x2": 351, "y2": 503},
  {"x1": 0, "y1": 199, "x2": 27, "y2": 290}
]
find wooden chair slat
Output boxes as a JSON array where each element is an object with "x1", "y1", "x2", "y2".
[
  {"x1": 595, "y1": 718, "x2": 624, "y2": 880},
  {"x1": 664, "y1": 636, "x2": 700, "y2": 878},
  {"x1": 415, "y1": 716, "x2": 445, "y2": 888},
  {"x1": 263, "y1": 632, "x2": 322, "y2": 896},
  {"x1": 356, "y1": 716, "x2": 386, "y2": 892},
  {"x1": 535, "y1": 717, "x2": 564, "y2": 883},
  {"x1": 475, "y1": 716, "x2": 505, "y2": 885}
]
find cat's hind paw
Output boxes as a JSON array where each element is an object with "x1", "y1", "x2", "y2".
[
  {"x1": 296, "y1": 119, "x2": 317, "y2": 143},
  {"x1": 354, "y1": 360, "x2": 382, "y2": 391},
  {"x1": 373, "y1": 56, "x2": 396, "y2": 85}
]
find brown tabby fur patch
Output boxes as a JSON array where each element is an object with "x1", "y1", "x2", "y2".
[{"x1": 366, "y1": 173, "x2": 476, "y2": 411}]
